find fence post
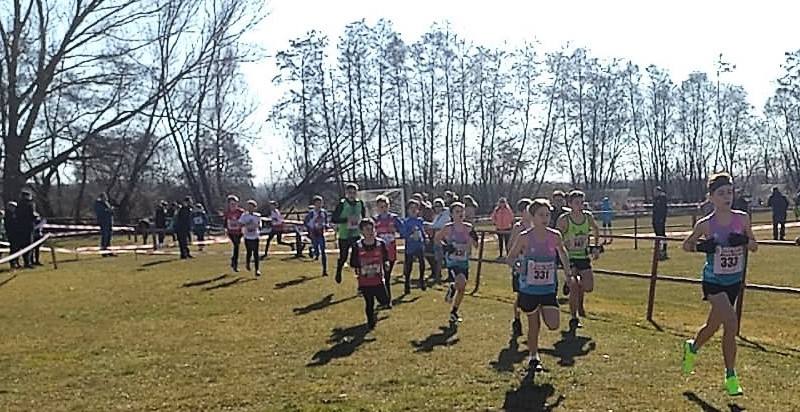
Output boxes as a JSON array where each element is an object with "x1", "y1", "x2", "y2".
[
  {"x1": 49, "y1": 241, "x2": 58, "y2": 270},
  {"x1": 735, "y1": 250, "x2": 749, "y2": 336},
  {"x1": 153, "y1": 229, "x2": 158, "y2": 250},
  {"x1": 471, "y1": 231, "x2": 486, "y2": 295},
  {"x1": 634, "y1": 211, "x2": 639, "y2": 250},
  {"x1": 646, "y1": 238, "x2": 661, "y2": 321}
]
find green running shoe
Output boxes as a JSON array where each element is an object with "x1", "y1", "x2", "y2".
[
  {"x1": 682, "y1": 339, "x2": 696, "y2": 374},
  {"x1": 725, "y1": 374, "x2": 743, "y2": 396}
]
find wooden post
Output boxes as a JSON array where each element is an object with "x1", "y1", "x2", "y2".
[
  {"x1": 634, "y1": 211, "x2": 639, "y2": 250},
  {"x1": 471, "y1": 231, "x2": 486, "y2": 295},
  {"x1": 646, "y1": 238, "x2": 661, "y2": 321},
  {"x1": 735, "y1": 250, "x2": 749, "y2": 336},
  {"x1": 691, "y1": 208, "x2": 697, "y2": 227},
  {"x1": 153, "y1": 229, "x2": 158, "y2": 250},
  {"x1": 49, "y1": 242, "x2": 58, "y2": 270}
]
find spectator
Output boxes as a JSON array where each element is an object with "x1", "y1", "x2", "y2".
[
  {"x1": 167, "y1": 202, "x2": 179, "y2": 241},
  {"x1": 94, "y1": 193, "x2": 114, "y2": 254},
  {"x1": 794, "y1": 190, "x2": 800, "y2": 222},
  {"x1": 154, "y1": 201, "x2": 167, "y2": 248},
  {"x1": 462, "y1": 195, "x2": 478, "y2": 223},
  {"x1": 600, "y1": 196, "x2": 614, "y2": 244},
  {"x1": 16, "y1": 190, "x2": 36, "y2": 268},
  {"x1": 192, "y1": 203, "x2": 209, "y2": 251},
  {"x1": 175, "y1": 196, "x2": 193, "y2": 259},
  {"x1": 732, "y1": 192, "x2": 750, "y2": 215},
  {"x1": 652, "y1": 186, "x2": 668, "y2": 260},
  {"x1": 767, "y1": 187, "x2": 789, "y2": 240},
  {"x1": 4, "y1": 201, "x2": 20, "y2": 269},
  {"x1": 137, "y1": 219, "x2": 151, "y2": 245},
  {"x1": 490, "y1": 197, "x2": 514, "y2": 258},
  {"x1": 698, "y1": 198, "x2": 714, "y2": 218},
  {"x1": 32, "y1": 211, "x2": 45, "y2": 266}
]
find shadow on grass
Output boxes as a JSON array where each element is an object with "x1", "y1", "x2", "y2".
[
  {"x1": 202, "y1": 277, "x2": 255, "y2": 291},
  {"x1": 182, "y1": 274, "x2": 228, "y2": 288},
  {"x1": 502, "y1": 383, "x2": 564, "y2": 412},
  {"x1": 683, "y1": 391, "x2": 746, "y2": 412},
  {"x1": 411, "y1": 325, "x2": 459, "y2": 353},
  {"x1": 539, "y1": 331, "x2": 595, "y2": 367},
  {"x1": 140, "y1": 259, "x2": 172, "y2": 267},
  {"x1": 389, "y1": 294, "x2": 421, "y2": 308},
  {"x1": 292, "y1": 293, "x2": 358, "y2": 315},
  {"x1": 274, "y1": 274, "x2": 322, "y2": 290},
  {"x1": 307, "y1": 321, "x2": 382, "y2": 367},
  {"x1": 491, "y1": 337, "x2": 528, "y2": 372},
  {"x1": 0, "y1": 274, "x2": 18, "y2": 288}
]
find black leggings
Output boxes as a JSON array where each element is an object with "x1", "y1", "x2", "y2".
[
  {"x1": 245, "y1": 238, "x2": 260, "y2": 271},
  {"x1": 265, "y1": 230, "x2": 293, "y2": 254},
  {"x1": 497, "y1": 232, "x2": 510, "y2": 255},
  {"x1": 229, "y1": 234, "x2": 242, "y2": 268},
  {"x1": 335, "y1": 238, "x2": 357, "y2": 278},
  {"x1": 403, "y1": 251, "x2": 426, "y2": 292},
  {"x1": 361, "y1": 285, "x2": 390, "y2": 325}
]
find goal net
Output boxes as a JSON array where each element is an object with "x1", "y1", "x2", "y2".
[{"x1": 358, "y1": 187, "x2": 406, "y2": 219}]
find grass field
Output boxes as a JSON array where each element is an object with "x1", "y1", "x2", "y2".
[{"x1": 1, "y1": 225, "x2": 799, "y2": 411}]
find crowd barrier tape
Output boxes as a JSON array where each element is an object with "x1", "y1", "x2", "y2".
[
  {"x1": 0, "y1": 234, "x2": 53, "y2": 266},
  {"x1": 44, "y1": 223, "x2": 135, "y2": 232}
]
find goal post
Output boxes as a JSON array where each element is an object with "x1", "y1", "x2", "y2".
[{"x1": 358, "y1": 187, "x2": 406, "y2": 219}]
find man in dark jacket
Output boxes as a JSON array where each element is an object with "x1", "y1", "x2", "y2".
[
  {"x1": 652, "y1": 186, "x2": 668, "y2": 260},
  {"x1": 4, "y1": 201, "x2": 20, "y2": 269},
  {"x1": 767, "y1": 187, "x2": 789, "y2": 240},
  {"x1": 94, "y1": 193, "x2": 114, "y2": 253},
  {"x1": 16, "y1": 191, "x2": 36, "y2": 268},
  {"x1": 175, "y1": 196, "x2": 193, "y2": 259},
  {"x1": 154, "y1": 201, "x2": 167, "y2": 248}
]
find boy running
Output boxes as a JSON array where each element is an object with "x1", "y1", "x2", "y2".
[
  {"x1": 399, "y1": 200, "x2": 427, "y2": 296},
  {"x1": 304, "y1": 195, "x2": 329, "y2": 277},
  {"x1": 373, "y1": 195, "x2": 403, "y2": 301},
  {"x1": 507, "y1": 199, "x2": 571, "y2": 377},
  {"x1": 509, "y1": 198, "x2": 533, "y2": 337},
  {"x1": 239, "y1": 200, "x2": 262, "y2": 277},
  {"x1": 349, "y1": 218, "x2": 391, "y2": 330},
  {"x1": 681, "y1": 173, "x2": 757, "y2": 396},
  {"x1": 435, "y1": 202, "x2": 479, "y2": 325},
  {"x1": 556, "y1": 190, "x2": 601, "y2": 331},
  {"x1": 223, "y1": 195, "x2": 244, "y2": 272},
  {"x1": 332, "y1": 183, "x2": 366, "y2": 284}
]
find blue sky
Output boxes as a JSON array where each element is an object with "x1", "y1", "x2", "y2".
[{"x1": 242, "y1": 0, "x2": 799, "y2": 184}]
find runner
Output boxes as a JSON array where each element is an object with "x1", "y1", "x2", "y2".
[
  {"x1": 600, "y1": 196, "x2": 614, "y2": 244},
  {"x1": 331, "y1": 183, "x2": 366, "y2": 284},
  {"x1": 491, "y1": 197, "x2": 514, "y2": 259},
  {"x1": 556, "y1": 190, "x2": 601, "y2": 331},
  {"x1": 373, "y1": 195, "x2": 403, "y2": 302},
  {"x1": 304, "y1": 195, "x2": 329, "y2": 277},
  {"x1": 239, "y1": 199, "x2": 262, "y2": 277},
  {"x1": 463, "y1": 195, "x2": 479, "y2": 223},
  {"x1": 349, "y1": 218, "x2": 391, "y2": 330},
  {"x1": 681, "y1": 172, "x2": 757, "y2": 396},
  {"x1": 400, "y1": 199, "x2": 427, "y2": 297},
  {"x1": 428, "y1": 198, "x2": 451, "y2": 282},
  {"x1": 434, "y1": 202, "x2": 479, "y2": 325},
  {"x1": 192, "y1": 203, "x2": 209, "y2": 251},
  {"x1": 508, "y1": 198, "x2": 533, "y2": 337},
  {"x1": 223, "y1": 195, "x2": 244, "y2": 272},
  {"x1": 550, "y1": 190, "x2": 569, "y2": 296},
  {"x1": 507, "y1": 199, "x2": 571, "y2": 377},
  {"x1": 264, "y1": 201, "x2": 294, "y2": 258}
]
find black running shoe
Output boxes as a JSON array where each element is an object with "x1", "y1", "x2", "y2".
[
  {"x1": 569, "y1": 317, "x2": 583, "y2": 330},
  {"x1": 419, "y1": 278, "x2": 427, "y2": 291},
  {"x1": 512, "y1": 318, "x2": 523, "y2": 337},
  {"x1": 563, "y1": 283, "x2": 570, "y2": 296},
  {"x1": 335, "y1": 271, "x2": 342, "y2": 284}
]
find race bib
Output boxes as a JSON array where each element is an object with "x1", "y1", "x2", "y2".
[
  {"x1": 347, "y1": 216, "x2": 360, "y2": 230},
  {"x1": 525, "y1": 261, "x2": 555, "y2": 286},
  {"x1": 379, "y1": 233, "x2": 395, "y2": 243},
  {"x1": 193, "y1": 217, "x2": 204, "y2": 225},
  {"x1": 568, "y1": 235, "x2": 587, "y2": 251},
  {"x1": 450, "y1": 243, "x2": 468, "y2": 261},
  {"x1": 227, "y1": 218, "x2": 240, "y2": 229},
  {"x1": 362, "y1": 263, "x2": 381, "y2": 277},
  {"x1": 713, "y1": 246, "x2": 744, "y2": 275}
]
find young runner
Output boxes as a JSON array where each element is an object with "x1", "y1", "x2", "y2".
[
  {"x1": 304, "y1": 195, "x2": 329, "y2": 277},
  {"x1": 681, "y1": 172, "x2": 757, "y2": 396},
  {"x1": 400, "y1": 200, "x2": 427, "y2": 296},
  {"x1": 223, "y1": 195, "x2": 244, "y2": 272},
  {"x1": 463, "y1": 195, "x2": 479, "y2": 223},
  {"x1": 331, "y1": 183, "x2": 366, "y2": 284},
  {"x1": 492, "y1": 197, "x2": 514, "y2": 259},
  {"x1": 429, "y1": 198, "x2": 451, "y2": 282},
  {"x1": 556, "y1": 190, "x2": 601, "y2": 330},
  {"x1": 435, "y1": 202, "x2": 479, "y2": 325},
  {"x1": 192, "y1": 203, "x2": 209, "y2": 251},
  {"x1": 509, "y1": 198, "x2": 533, "y2": 337},
  {"x1": 549, "y1": 191, "x2": 567, "y2": 229},
  {"x1": 239, "y1": 199, "x2": 262, "y2": 277},
  {"x1": 507, "y1": 199, "x2": 571, "y2": 377},
  {"x1": 264, "y1": 201, "x2": 294, "y2": 258},
  {"x1": 349, "y1": 218, "x2": 391, "y2": 330},
  {"x1": 373, "y1": 195, "x2": 403, "y2": 301}
]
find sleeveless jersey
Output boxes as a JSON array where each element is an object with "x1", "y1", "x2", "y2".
[
  {"x1": 374, "y1": 213, "x2": 399, "y2": 245},
  {"x1": 517, "y1": 228, "x2": 559, "y2": 295},
  {"x1": 702, "y1": 211, "x2": 747, "y2": 286},
  {"x1": 563, "y1": 211, "x2": 591, "y2": 259},
  {"x1": 337, "y1": 199, "x2": 364, "y2": 240},
  {"x1": 356, "y1": 239, "x2": 386, "y2": 288},
  {"x1": 445, "y1": 223, "x2": 473, "y2": 269}
]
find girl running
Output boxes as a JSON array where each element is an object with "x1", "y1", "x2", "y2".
[
  {"x1": 304, "y1": 195, "x2": 329, "y2": 277},
  {"x1": 434, "y1": 202, "x2": 479, "y2": 325},
  {"x1": 349, "y1": 218, "x2": 391, "y2": 330},
  {"x1": 681, "y1": 172, "x2": 757, "y2": 396},
  {"x1": 264, "y1": 201, "x2": 294, "y2": 258},
  {"x1": 223, "y1": 195, "x2": 244, "y2": 272},
  {"x1": 556, "y1": 190, "x2": 600, "y2": 330},
  {"x1": 374, "y1": 195, "x2": 403, "y2": 301},
  {"x1": 239, "y1": 199, "x2": 262, "y2": 277},
  {"x1": 507, "y1": 199, "x2": 571, "y2": 376},
  {"x1": 508, "y1": 198, "x2": 533, "y2": 337}
]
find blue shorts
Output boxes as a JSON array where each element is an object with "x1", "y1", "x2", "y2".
[{"x1": 448, "y1": 266, "x2": 469, "y2": 281}]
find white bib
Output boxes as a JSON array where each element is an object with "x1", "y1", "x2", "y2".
[
  {"x1": 713, "y1": 246, "x2": 744, "y2": 275},
  {"x1": 525, "y1": 261, "x2": 555, "y2": 286}
]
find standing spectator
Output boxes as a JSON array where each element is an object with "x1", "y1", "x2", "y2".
[
  {"x1": 239, "y1": 199, "x2": 262, "y2": 277},
  {"x1": 767, "y1": 187, "x2": 789, "y2": 240},
  {"x1": 154, "y1": 201, "x2": 167, "y2": 248},
  {"x1": 16, "y1": 190, "x2": 36, "y2": 268},
  {"x1": 600, "y1": 196, "x2": 614, "y2": 244},
  {"x1": 94, "y1": 193, "x2": 114, "y2": 253},
  {"x1": 32, "y1": 211, "x2": 45, "y2": 265},
  {"x1": 175, "y1": 196, "x2": 193, "y2": 259},
  {"x1": 463, "y1": 195, "x2": 479, "y2": 223},
  {"x1": 192, "y1": 203, "x2": 209, "y2": 251},
  {"x1": 137, "y1": 219, "x2": 151, "y2": 245},
  {"x1": 4, "y1": 202, "x2": 20, "y2": 269},
  {"x1": 263, "y1": 201, "x2": 294, "y2": 258},
  {"x1": 167, "y1": 202, "x2": 178, "y2": 241},
  {"x1": 224, "y1": 195, "x2": 245, "y2": 272},
  {"x1": 794, "y1": 190, "x2": 800, "y2": 222},
  {"x1": 652, "y1": 186, "x2": 668, "y2": 260},
  {"x1": 490, "y1": 197, "x2": 514, "y2": 258},
  {"x1": 732, "y1": 192, "x2": 750, "y2": 215}
]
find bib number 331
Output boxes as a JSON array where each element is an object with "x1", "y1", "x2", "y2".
[
  {"x1": 714, "y1": 246, "x2": 744, "y2": 275},
  {"x1": 525, "y1": 261, "x2": 555, "y2": 285}
]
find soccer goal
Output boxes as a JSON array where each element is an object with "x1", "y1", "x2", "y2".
[{"x1": 358, "y1": 187, "x2": 406, "y2": 218}]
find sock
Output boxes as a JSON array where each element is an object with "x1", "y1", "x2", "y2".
[
  {"x1": 451, "y1": 306, "x2": 459, "y2": 314},
  {"x1": 726, "y1": 368, "x2": 736, "y2": 378},
  {"x1": 688, "y1": 340, "x2": 698, "y2": 354}
]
